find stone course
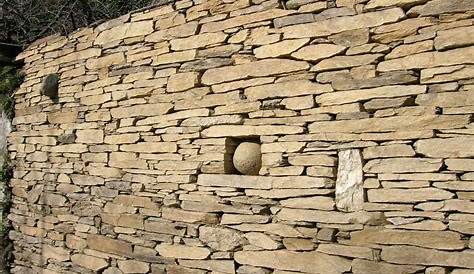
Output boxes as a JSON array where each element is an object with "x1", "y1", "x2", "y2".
[{"x1": 8, "y1": 0, "x2": 474, "y2": 273}]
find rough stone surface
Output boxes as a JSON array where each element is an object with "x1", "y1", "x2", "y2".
[
  {"x1": 10, "y1": 1, "x2": 474, "y2": 273},
  {"x1": 233, "y1": 142, "x2": 262, "y2": 175},
  {"x1": 291, "y1": 44, "x2": 347, "y2": 62},
  {"x1": 201, "y1": 59, "x2": 309, "y2": 85},
  {"x1": 199, "y1": 226, "x2": 243, "y2": 251},
  {"x1": 335, "y1": 149, "x2": 364, "y2": 212},
  {"x1": 235, "y1": 250, "x2": 351, "y2": 273}
]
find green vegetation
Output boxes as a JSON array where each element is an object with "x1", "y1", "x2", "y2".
[
  {"x1": 1, "y1": 0, "x2": 171, "y2": 46},
  {"x1": 0, "y1": 63, "x2": 20, "y2": 274},
  {"x1": 0, "y1": 66, "x2": 22, "y2": 119}
]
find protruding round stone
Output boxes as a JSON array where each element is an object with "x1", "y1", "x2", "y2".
[{"x1": 232, "y1": 142, "x2": 262, "y2": 175}]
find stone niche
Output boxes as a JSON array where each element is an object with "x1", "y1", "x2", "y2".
[{"x1": 224, "y1": 137, "x2": 262, "y2": 175}]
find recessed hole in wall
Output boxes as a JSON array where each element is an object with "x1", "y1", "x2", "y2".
[
  {"x1": 41, "y1": 73, "x2": 59, "y2": 99},
  {"x1": 224, "y1": 137, "x2": 261, "y2": 175}
]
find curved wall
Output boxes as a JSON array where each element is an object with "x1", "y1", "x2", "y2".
[{"x1": 9, "y1": 0, "x2": 474, "y2": 273}]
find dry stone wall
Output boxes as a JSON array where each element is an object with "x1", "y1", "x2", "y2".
[{"x1": 9, "y1": 0, "x2": 474, "y2": 273}]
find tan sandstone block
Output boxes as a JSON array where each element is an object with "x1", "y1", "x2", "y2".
[
  {"x1": 245, "y1": 80, "x2": 332, "y2": 101},
  {"x1": 254, "y1": 38, "x2": 309, "y2": 59},
  {"x1": 364, "y1": 158, "x2": 442, "y2": 173},
  {"x1": 317, "y1": 85, "x2": 425, "y2": 106},
  {"x1": 71, "y1": 254, "x2": 108, "y2": 271},
  {"x1": 367, "y1": 188, "x2": 454, "y2": 203},
  {"x1": 202, "y1": 125, "x2": 303, "y2": 137},
  {"x1": 111, "y1": 103, "x2": 173, "y2": 118},
  {"x1": 281, "y1": 197, "x2": 335, "y2": 210},
  {"x1": 291, "y1": 44, "x2": 347, "y2": 62},
  {"x1": 48, "y1": 110, "x2": 78, "y2": 124},
  {"x1": 282, "y1": 8, "x2": 405, "y2": 38},
  {"x1": 434, "y1": 25, "x2": 474, "y2": 50},
  {"x1": 317, "y1": 244, "x2": 374, "y2": 260},
  {"x1": 145, "y1": 22, "x2": 198, "y2": 43},
  {"x1": 95, "y1": 21, "x2": 154, "y2": 45},
  {"x1": 414, "y1": 137, "x2": 474, "y2": 158},
  {"x1": 245, "y1": 232, "x2": 280, "y2": 250},
  {"x1": 378, "y1": 46, "x2": 474, "y2": 72},
  {"x1": 351, "y1": 229, "x2": 464, "y2": 250},
  {"x1": 104, "y1": 133, "x2": 139, "y2": 144},
  {"x1": 407, "y1": 0, "x2": 474, "y2": 16},
  {"x1": 49, "y1": 144, "x2": 88, "y2": 153},
  {"x1": 161, "y1": 207, "x2": 219, "y2": 224},
  {"x1": 308, "y1": 115, "x2": 469, "y2": 133},
  {"x1": 86, "y1": 52, "x2": 125, "y2": 69},
  {"x1": 363, "y1": 144, "x2": 415, "y2": 159},
  {"x1": 167, "y1": 72, "x2": 199, "y2": 92},
  {"x1": 235, "y1": 250, "x2": 351, "y2": 273},
  {"x1": 312, "y1": 54, "x2": 383, "y2": 72},
  {"x1": 352, "y1": 259, "x2": 424, "y2": 274},
  {"x1": 120, "y1": 142, "x2": 176, "y2": 153},
  {"x1": 415, "y1": 91, "x2": 474, "y2": 107},
  {"x1": 381, "y1": 245, "x2": 474, "y2": 268},
  {"x1": 76, "y1": 129, "x2": 104, "y2": 144},
  {"x1": 277, "y1": 208, "x2": 384, "y2": 225},
  {"x1": 118, "y1": 260, "x2": 149, "y2": 273},
  {"x1": 201, "y1": 9, "x2": 293, "y2": 33},
  {"x1": 201, "y1": 59, "x2": 309, "y2": 85},
  {"x1": 170, "y1": 32, "x2": 227, "y2": 50},
  {"x1": 42, "y1": 245, "x2": 70, "y2": 262},
  {"x1": 156, "y1": 244, "x2": 210, "y2": 259},
  {"x1": 153, "y1": 50, "x2": 196, "y2": 65},
  {"x1": 365, "y1": 0, "x2": 429, "y2": 10}
]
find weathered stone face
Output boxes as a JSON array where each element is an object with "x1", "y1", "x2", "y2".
[
  {"x1": 10, "y1": 0, "x2": 474, "y2": 273},
  {"x1": 232, "y1": 142, "x2": 262, "y2": 175}
]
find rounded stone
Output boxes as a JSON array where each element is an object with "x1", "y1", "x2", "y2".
[{"x1": 233, "y1": 142, "x2": 262, "y2": 175}]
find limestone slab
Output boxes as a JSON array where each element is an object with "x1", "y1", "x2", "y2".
[
  {"x1": 199, "y1": 226, "x2": 242, "y2": 251},
  {"x1": 364, "y1": 158, "x2": 442, "y2": 173},
  {"x1": 201, "y1": 59, "x2": 309, "y2": 85},
  {"x1": 201, "y1": 9, "x2": 294, "y2": 33},
  {"x1": 351, "y1": 229, "x2": 464, "y2": 250},
  {"x1": 415, "y1": 91, "x2": 474, "y2": 108},
  {"x1": 71, "y1": 254, "x2": 108, "y2": 271},
  {"x1": 171, "y1": 32, "x2": 227, "y2": 50},
  {"x1": 95, "y1": 21, "x2": 153, "y2": 45},
  {"x1": 197, "y1": 174, "x2": 332, "y2": 189},
  {"x1": 254, "y1": 38, "x2": 309, "y2": 59},
  {"x1": 111, "y1": 103, "x2": 173, "y2": 118},
  {"x1": 435, "y1": 25, "x2": 474, "y2": 50},
  {"x1": 363, "y1": 144, "x2": 415, "y2": 159},
  {"x1": 156, "y1": 244, "x2": 210, "y2": 259},
  {"x1": 352, "y1": 259, "x2": 424, "y2": 274},
  {"x1": 365, "y1": 0, "x2": 429, "y2": 10},
  {"x1": 378, "y1": 46, "x2": 474, "y2": 72},
  {"x1": 308, "y1": 115, "x2": 469, "y2": 133},
  {"x1": 317, "y1": 85, "x2": 425, "y2": 106},
  {"x1": 245, "y1": 80, "x2": 332, "y2": 101},
  {"x1": 280, "y1": 196, "x2": 335, "y2": 210},
  {"x1": 235, "y1": 250, "x2": 351, "y2": 274},
  {"x1": 202, "y1": 125, "x2": 304, "y2": 137},
  {"x1": 277, "y1": 208, "x2": 385, "y2": 225},
  {"x1": 367, "y1": 188, "x2": 454, "y2": 203},
  {"x1": 87, "y1": 234, "x2": 132, "y2": 256},
  {"x1": 283, "y1": 8, "x2": 405, "y2": 38},
  {"x1": 408, "y1": 0, "x2": 474, "y2": 16},
  {"x1": 312, "y1": 54, "x2": 382, "y2": 72},
  {"x1": 415, "y1": 137, "x2": 474, "y2": 158},
  {"x1": 381, "y1": 245, "x2": 474, "y2": 268}
]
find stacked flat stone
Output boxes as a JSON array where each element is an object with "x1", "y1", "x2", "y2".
[{"x1": 8, "y1": 0, "x2": 474, "y2": 273}]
